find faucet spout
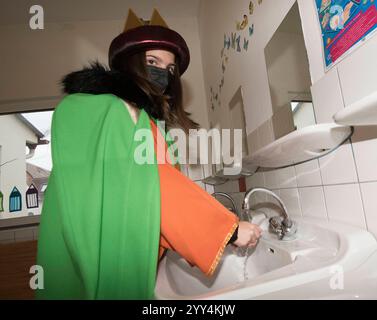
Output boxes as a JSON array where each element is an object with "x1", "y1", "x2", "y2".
[
  {"x1": 212, "y1": 192, "x2": 239, "y2": 218},
  {"x1": 242, "y1": 187, "x2": 297, "y2": 240}
]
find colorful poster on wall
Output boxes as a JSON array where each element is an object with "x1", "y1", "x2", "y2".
[{"x1": 315, "y1": 0, "x2": 377, "y2": 69}]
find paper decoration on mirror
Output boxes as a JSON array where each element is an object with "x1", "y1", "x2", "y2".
[
  {"x1": 9, "y1": 186, "x2": 22, "y2": 212},
  {"x1": 0, "y1": 190, "x2": 4, "y2": 212},
  {"x1": 26, "y1": 184, "x2": 39, "y2": 209}
]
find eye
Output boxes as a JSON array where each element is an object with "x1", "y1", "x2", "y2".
[
  {"x1": 146, "y1": 58, "x2": 157, "y2": 66},
  {"x1": 167, "y1": 64, "x2": 176, "y2": 75}
]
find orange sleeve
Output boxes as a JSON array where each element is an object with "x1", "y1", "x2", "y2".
[{"x1": 150, "y1": 120, "x2": 239, "y2": 277}]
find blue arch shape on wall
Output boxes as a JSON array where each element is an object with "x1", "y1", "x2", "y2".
[{"x1": 9, "y1": 187, "x2": 22, "y2": 212}]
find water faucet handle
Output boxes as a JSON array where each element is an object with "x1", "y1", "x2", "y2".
[
  {"x1": 281, "y1": 218, "x2": 297, "y2": 239},
  {"x1": 282, "y1": 218, "x2": 293, "y2": 228},
  {"x1": 269, "y1": 216, "x2": 283, "y2": 237}
]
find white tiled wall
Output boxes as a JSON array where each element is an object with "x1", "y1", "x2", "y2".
[
  {"x1": 208, "y1": 112, "x2": 377, "y2": 241},
  {"x1": 211, "y1": 153, "x2": 376, "y2": 240},
  {"x1": 318, "y1": 143, "x2": 358, "y2": 185},
  {"x1": 324, "y1": 184, "x2": 366, "y2": 229},
  {"x1": 359, "y1": 182, "x2": 377, "y2": 239},
  {"x1": 351, "y1": 126, "x2": 377, "y2": 182},
  {"x1": 294, "y1": 159, "x2": 322, "y2": 187},
  {"x1": 184, "y1": 133, "x2": 377, "y2": 243},
  {"x1": 207, "y1": 59, "x2": 377, "y2": 243},
  {"x1": 298, "y1": 187, "x2": 327, "y2": 220},
  {"x1": 214, "y1": 140, "x2": 377, "y2": 240}
]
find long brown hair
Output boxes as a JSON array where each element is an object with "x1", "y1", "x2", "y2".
[{"x1": 115, "y1": 51, "x2": 199, "y2": 133}]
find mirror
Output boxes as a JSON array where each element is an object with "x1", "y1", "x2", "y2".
[
  {"x1": 265, "y1": 2, "x2": 316, "y2": 140},
  {"x1": 241, "y1": 1, "x2": 353, "y2": 173}
]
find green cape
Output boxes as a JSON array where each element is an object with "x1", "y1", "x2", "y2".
[{"x1": 36, "y1": 93, "x2": 162, "y2": 299}]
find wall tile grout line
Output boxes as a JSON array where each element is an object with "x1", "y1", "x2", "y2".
[
  {"x1": 357, "y1": 183, "x2": 369, "y2": 230},
  {"x1": 293, "y1": 164, "x2": 304, "y2": 218},
  {"x1": 317, "y1": 150, "x2": 328, "y2": 221},
  {"x1": 320, "y1": 185, "x2": 330, "y2": 222},
  {"x1": 214, "y1": 176, "x2": 377, "y2": 191},
  {"x1": 347, "y1": 136, "x2": 369, "y2": 230},
  {"x1": 336, "y1": 67, "x2": 346, "y2": 110},
  {"x1": 316, "y1": 156, "x2": 330, "y2": 222},
  {"x1": 266, "y1": 180, "x2": 377, "y2": 190}
]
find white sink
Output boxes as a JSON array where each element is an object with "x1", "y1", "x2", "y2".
[{"x1": 155, "y1": 217, "x2": 377, "y2": 300}]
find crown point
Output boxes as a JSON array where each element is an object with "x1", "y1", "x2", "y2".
[
  {"x1": 123, "y1": 9, "x2": 143, "y2": 32},
  {"x1": 150, "y1": 8, "x2": 169, "y2": 28}
]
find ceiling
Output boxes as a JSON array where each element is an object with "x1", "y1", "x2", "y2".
[{"x1": 0, "y1": 0, "x2": 201, "y2": 26}]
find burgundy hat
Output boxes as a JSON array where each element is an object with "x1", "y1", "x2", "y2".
[{"x1": 109, "y1": 9, "x2": 190, "y2": 74}]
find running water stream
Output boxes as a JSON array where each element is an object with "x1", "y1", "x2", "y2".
[{"x1": 243, "y1": 247, "x2": 253, "y2": 280}]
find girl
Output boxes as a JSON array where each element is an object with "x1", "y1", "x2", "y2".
[{"x1": 36, "y1": 9, "x2": 262, "y2": 300}]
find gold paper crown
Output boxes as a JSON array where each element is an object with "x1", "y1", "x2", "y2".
[{"x1": 123, "y1": 8, "x2": 169, "y2": 32}]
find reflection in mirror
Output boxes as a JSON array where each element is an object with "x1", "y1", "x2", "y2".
[
  {"x1": 265, "y1": 2, "x2": 316, "y2": 140},
  {"x1": 291, "y1": 100, "x2": 316, "y2": 130}
]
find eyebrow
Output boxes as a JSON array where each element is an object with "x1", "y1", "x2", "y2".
[
  {"x1": 146, "y1": 54, "x2": 163, "y2": 63},
  {"x1": 146, "y1": 54, "x2": 176, "y2": 66}
]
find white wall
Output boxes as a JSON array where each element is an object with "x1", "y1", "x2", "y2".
[
  {"x1": 199, "y1": 0, "x2": 299, "y2": 134},
  {"x1": 198, "y1": 0, "x2": 377, "y2": 240}
]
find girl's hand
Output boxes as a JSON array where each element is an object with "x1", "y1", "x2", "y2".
[{"x1": 233, "y1": 221, "x2": 262, "y2": 248}]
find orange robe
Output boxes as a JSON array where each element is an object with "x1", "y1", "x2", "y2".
[{"x1": 150, "y1": 120, "x2": 239, "y2": 277}]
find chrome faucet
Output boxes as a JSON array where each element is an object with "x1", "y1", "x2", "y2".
[
  {"x1": 242, "y1": 187, "x2": 297, "y2": 240},
  {"x1": 212, "y1": 192, "x2": 239, "y2": 218}
]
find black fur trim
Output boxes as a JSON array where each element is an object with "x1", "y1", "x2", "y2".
[{"x1": 60, "y1": 61, "x2": 155, "y2": 117}]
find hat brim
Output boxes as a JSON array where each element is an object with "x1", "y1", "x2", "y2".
[{"x1": 109, "y1": 25, "x2": 190, "y2": 74}]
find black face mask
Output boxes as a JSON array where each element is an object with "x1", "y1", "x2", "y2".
[{"x1": 146, "y1": 65, "x2": 170, "y2": 92}]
